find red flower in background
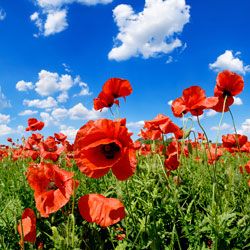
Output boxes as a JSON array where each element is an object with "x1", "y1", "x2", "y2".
[
  {"x1": 26, "y1": 118, "x2": 44, "y2": 131},
  {"x1": 17, "y1": 208, "x2": 36, "y2": 245},
  {"x1": 74, "y1": 118, "x2": 136, "y2": 181},
  {"x1": 78, "y1": 194, "x2": 125, "y2": 227},
  {"x1": 27, "y1": 162, "x2": 78, "y2": 217},
  {"x1": 94, "y1": 78, "x2": 132, "y2": 111},
  {"x1": 54, "y1": 132, "x2": 67, "y2": 142},
  {"x1": 213, "y1": 70, "x2": 244, "y2": 112},
  {"x1": 222, "y1": 134, "x2": 247, "y2": 152},
  {"x1": 140, "y1": 114, "x2": 183, "y2": 140},
  {"x1": 206, "y1": 145, "x2": 223, "y2": 165},
  {"x1": 172, "y1": 86, "x2": 218, "y2": 117}
]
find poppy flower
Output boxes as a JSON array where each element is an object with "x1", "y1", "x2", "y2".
[
  {"x1": 54, "y1": 132, "x2": 67, "y2": 142},
  {"x1": 172, "y1": 86, "x2": 218, "y2": 117},
  {"x1": 26, "y1": 118, "x2": 44, "y2": 131},
  {"x1": 213, "y1": 70, "x2": 244, "y2": 112},
  {"x1": 144, "y1": 114, "x2": 183, "y2": 139},
  {"x1": 17, "y1": 208, "x2": 36, "y2": 244},
  {"x1": 94, "y1": 78, "x2": 132, "y2": 111},
  {"x1": 206, "y1": 145, "x2": 223, "y2": 165},
  {"x1": 222, "y1": 134, "x2": 247, "y2": 152},
  {"x1": 74, "y1": 118, "x2": 136, "y2": 181},
  {"x1": 27, "y1": 162, "x2": 78, "y2": 217},
  {"x1": 78, "y1": 194, "x2": 126, "y2": 227}
]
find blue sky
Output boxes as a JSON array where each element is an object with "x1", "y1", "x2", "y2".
[{"x1": 0, "y1": 0, "x2": 250, "y2": 143}]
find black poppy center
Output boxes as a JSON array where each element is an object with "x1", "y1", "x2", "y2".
[
  {"x1": 102, "y1": 142, "x2": 120, "y2": 159},
  {"x1": 223, "y1": 90, "x2": 231, "y2": 97}
]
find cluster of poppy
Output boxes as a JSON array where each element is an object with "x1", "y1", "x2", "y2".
[
  {"x1": 171, "y1": 70, "x2": 244, "y2": 117},
  {"x1": 16, "y1": 77, "x2": 137, "y2": 246},
  {"x1": 3, "y1": 73, "x2": 249, "y2": 246}
]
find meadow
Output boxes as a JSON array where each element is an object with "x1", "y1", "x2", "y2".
[{"x1": 0, "y1": 72, "x2": 250, "y2": 249}]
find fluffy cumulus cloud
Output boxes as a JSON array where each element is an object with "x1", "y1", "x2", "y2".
[
  {"x1": 16, "y1": 80, "x2": 34, "y2": 91},
  {"x1": 0, "y1": 8, "x2": 6, "y2": 21},
  {"x1": 0, "y1": 113, "x2": 10, "y2": 124},
  {"x1": 18, "y1": 70, "x2": 91, "y2": 103},
  {"x1": 44, "y1": 9, "x2": 68, "y2": 36},
  {"x1": 68, "y1": 103, "x2": 102, "y2": 120},
  {"x1": 23, "y1": 96, "x2": 58, "y2": 109},
  {"x1": 60, "y1": 124, "x2": 78, "y2": 141},
  {"x1": 211, "y1": 123, "x2": 232, "y2": 131},
  {"x1": 108, "y1": 0, "x2": 190, "y2": 61},
  {"x1": 233, "y1": 97, "x2": 243, "y2": 106},
  {"x1": 35, "y1": 70, "x2": 74, "y2": 96},
  {"x1": 18, "y1": 110, "x2": 38, "y2": 116},
  {"x1": 127, "y1": 121, "x2": 144, "y2": 129},
  {"x1": 31, "y1": 0, "x2": 114, "y2": 36},
  {"x1": 209, "y1": 50, "x2": 250, "y2": 74},
  {"x1": 238, "y1": 119, "x2": 250, "y2": 135},
  {"x1": 206, "y1": 109, "x2": 217, "y2": 117},
  {"x1": 0, "y1": 125, "x2": 12, "y2": 135}
]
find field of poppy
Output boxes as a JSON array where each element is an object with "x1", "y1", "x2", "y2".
[{"x1": 0, "y1": 72, "x2": 250, "y2": 249}]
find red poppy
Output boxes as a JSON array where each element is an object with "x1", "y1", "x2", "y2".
[
  {"x1": 144, "y1": 114, "x2": 183, "y2": 139},
  {"x1": 74, "y1": 118, "x2": 136, "y2": 181},
  {"x1": 7, "y1": 137, "x2": 13, "y2": 143},
  {"x1": 213, "y1": 70, "x2": 244, "y2": 112},
  {"x1": 94, "y1": 78, "x2": 132, "y2": 111},
  {"x1": 26, "y1": 118, "x2": 44, "y2": 131},
  {"x1": 222, "y1": 134, "x2": 247, "y2": 152},
  {"x1": 27, "y1": 162, "x2": 78, "y2": 217},
  {"x1": 54, "y1": 132, "x2": 67, "y2": 142},
  {"x1": 172, "y1": 86, "x2": 218, "y2": 117},
  {"x1": 17, "y1": 208, "x2": 36, "y2": 244},
  {"x1": 39, "y1": 136, "x2": 64, "y2": 162},
  {"x1": 78, "y1": 194, "x2": 125, "y2": 227},
  {"x1": 206, "y1": 145, "x2": 223, "y2": 165},
  {"x1": 198, "y1": 132, "x2": 205, "y2": 141}
]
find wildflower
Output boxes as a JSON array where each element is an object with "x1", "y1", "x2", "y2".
[
  {"x1": 78, "y1": 194, "x2": 125, "y2": 227},
  {"x1": 94, "y1": 78, "x2": 132, "y2": 111},
  {"x1": 26, "y1": 118, "x2": 44, "y2": 131},
  {"x1": 172, "y1": 86, "x2": 218, "y2": 117},
  {"x1": 213, "y1": 70, "x2": 244, "y2": 112},
  {"x1": 74, "y1": 118, "x2": 136, "y2": 180},
  {"x1": 17, "y1": 208, "x2": 36, "y2": 245},
  {"x1": 27, "y1": 162, "x2": 78, "y2": 217}
]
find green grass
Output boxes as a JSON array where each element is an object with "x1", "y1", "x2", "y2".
[{"x1": 0, "y1": 150, "x2": 249, "y2": 249}]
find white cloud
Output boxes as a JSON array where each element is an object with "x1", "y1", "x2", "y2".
[
  {"x1": 108, "y1": 0, "x2": 190, "y2": 61},
  {"x1": 51, "y1": 108, "x2": 68, "y2": 120},
  {"x1": 233, "y1": 97, "x2": 243, "y2": 106},
  {"x1": 32, "y1": 0, "x2": 113, "y2": 36},
  {"x1": 0, "y1": 113, "x2": 10, "y2": 124},
  {"x1": 44, "y1": 9, "x2": 68, "y2": 36},
  {"x1": 167, "y1": 100, "x2": 173, "y2": 106},
  {"x1": 127, "y1": 121, "x2": 144, "y2": 129},
  {"x1": 0, "y1": 8, "x2": 6, "y2": 21},
  {"x1": 16, "y1": 80, "x2": 34, "y2": 91},
  {"x1": 211, "y1": 122, "x2": 232, "y2": 131},
  {"x1": 57, "y1": 92, "x2": 69, "y2": 103},
  {"x1": 23, "y1": 96, "x2": 58, "y2": 109},
  {"x1": 40, "y1": 111, "x2": 58, "y2": 126},
  {"x1": 238, "y1": 119, "x2": 250, "y2": 135},
  {"x1": 60, "y1": 124, "x2": 78, "y2": 141},
  {"x1": 209, "y1": 50, "x2": 250, "y2": 74},
  {"x1": 0, "y1": 87, "x2": 11, "y2": 109},
  {"x1": 35, "y1": 70, "x2": 74, "y2": 96},
  {"x1": 74, "y1": 76, "x2": 92, "y2": 96},
  {"x1": 18, "y1": 110, "x2": 38, "y2": 116},
  {"x1": 0, "y1": 124, "x2": 12, "y2": 135},
  {"x1": 206, "y1": 109, "x2": 217, "y2": 117},
  {"x1": 68, "y1": 103, "x2": 102, "y2": 120}
]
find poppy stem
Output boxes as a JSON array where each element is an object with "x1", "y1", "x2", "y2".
[
  {"x1": 196, "y1": 115, "x2": 214, "y2": 182},
  {"x1": 228, "y1": 107, "x2": 240, "y2": 149}
]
